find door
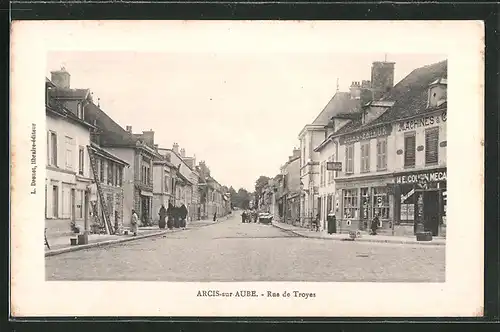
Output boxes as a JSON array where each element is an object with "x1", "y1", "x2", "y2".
[
  {"x1": 423, "y1": 191, "x2": 440, "y2": 236},
  {"x1": 52, "y1": 185, "x2": 58, "y2": 218},
  {"x1": 71, "y1": 188, "x2": 76, "y2": 222}
]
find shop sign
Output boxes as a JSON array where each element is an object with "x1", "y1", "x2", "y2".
[
  {"x1": 327, "y1": 161, "x2": 342, "y2": 171},
  {"x1": 339, "y1": 124, "x2": 392, "y2": 145},
  {"x1": 395, "y1": 169, "x2": 447, "y2": 185},
  {"x1": 397, "y1": 111, "x2": 447, "y2": 132}
]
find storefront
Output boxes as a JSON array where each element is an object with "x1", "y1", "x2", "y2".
[
  {"x1": 393, "y1": 167, "x2": 447, "y2": 236},
  {"x1": 335, "y1": 175, "x2": 394, "y2": 232}
]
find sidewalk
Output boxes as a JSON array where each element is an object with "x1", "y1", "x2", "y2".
[
  {"x1": 45, "y1": 216, "x2": 228, "y2": 257},
  {"x1": 272, "y1": 222, "x2": 446, "y2": 246}
]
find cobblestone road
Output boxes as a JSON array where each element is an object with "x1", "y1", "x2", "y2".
[{"x1": 46, "y1": 213, "x2": 445, "y2": 282}]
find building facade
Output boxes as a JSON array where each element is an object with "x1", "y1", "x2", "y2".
[
  {"x1": 314, "y1": 59, "x2": 447, "y2": 237},
  {"x1": 152, "y1": 155, "x2": 176, "y2": 222}
]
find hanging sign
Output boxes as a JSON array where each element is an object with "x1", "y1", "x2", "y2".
[{"x1": 326, "y1": 162, "x2": 342, "y2": 171}]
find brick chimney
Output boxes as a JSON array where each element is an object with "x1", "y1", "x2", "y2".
[
  {"x1": 142, "y1": 129, "x2": 155, "y2": 147},
  {"x1": 126, "y1": 125, "x2": 132, "y2": 133},
  {"x1": 180, "y1": 148, "x2": 186, "y2": 157},
  {"x1": 349, "y1": 81, "x2": 361, "y2": 99},
  {"x1": 293, "y1": 148, "x2": 301, "y2": 159},
  {"x1": 50, "y1": 67, "x2": 71, "y2": 89},
  {"x1": 371, "y1": 61, "x2": 395, "y2": 99},
  {"x1": 173, "y1": 143, "x2": 179, "y2": 154}
]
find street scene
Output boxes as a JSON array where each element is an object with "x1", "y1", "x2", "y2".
[
  {"x1": 46, "y1": 212, "x2": 444, "y2": 282},
  {"x1": 45, "y1": 52, "x2": 447, "y2": 282}
]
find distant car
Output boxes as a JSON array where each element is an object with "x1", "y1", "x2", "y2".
[{"x1": 258, "y1": 213, "x2": 273, "y2": 224}]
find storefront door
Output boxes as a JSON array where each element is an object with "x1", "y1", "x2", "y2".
[
  {"x1": 423, "y1": 190, "x2": 440, "y2": 236},
  {"x1": 141, "y1": 196, "x2": 150, "y2": 224}
]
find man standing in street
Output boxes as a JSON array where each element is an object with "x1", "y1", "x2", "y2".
[{"x1": 179, "y1": 203, "x2": 188, "y2": 229}]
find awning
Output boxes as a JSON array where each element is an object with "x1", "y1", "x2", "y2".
[{"x1": 140, "y1": 190, "x2": 153, "y2": 197}]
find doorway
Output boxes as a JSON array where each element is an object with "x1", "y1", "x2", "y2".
[
  {"x1": 423, "y1": 190, "x2": 440, "y2": 236},
  {"x1": 141, "y1": 196, "x2": 150, "y2": 225},
  {"x1": 71, "y1": 188, "x2": 76, "y2": 223}
]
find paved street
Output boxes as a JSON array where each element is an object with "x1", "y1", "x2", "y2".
[{"x1": 46, "y1": 213, "x2": 445, "y2": 282}]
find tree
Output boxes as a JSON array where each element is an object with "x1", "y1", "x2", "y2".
[{"x1": 254, "y1": 175, "x2": 270, "y2": 208}]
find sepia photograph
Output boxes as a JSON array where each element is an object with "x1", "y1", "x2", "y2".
[
  {"x1": 10, "y1": 20, "x2": 483, "y2": 317},
  {"x1": 44, "y1": 52, "x2": 448, "y2": 283}
]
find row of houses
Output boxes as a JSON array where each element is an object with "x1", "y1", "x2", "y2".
[
  {"x1": 260, "y1": 59, "x2": 447, "y2": 237},
  {"x1": 45, "y1": 67, "x2": 231, "y2": 237}
]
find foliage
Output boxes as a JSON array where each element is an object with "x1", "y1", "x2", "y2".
[
  {"x1": 230, "y1": 186, "x2": 251, "y2": 209},
  {"x1": 254, "y1": 175, "x2": 271, "y2": 208}
]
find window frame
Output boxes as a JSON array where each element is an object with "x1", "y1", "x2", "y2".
[
  {"x1": 360, "y1": 140, "x2": 370, "y2": 173},
  {"x1": 404, "y1": 132, "x2": 416, "y2": 168},
  {"x1": 345, "y1": 144, "x2": 354, "y2": 174},
  {"x1": 49, "y1": 131, "x2": 58, "y2": 167},
  {"x1": 376, "y1": 137, "x2": 387, "y2": 171},
  {"x1": 78, "y1": 146, "x2": 84, "y2": 175},
  {"x1": 425, "y1": 126, "x2": 439, "y2": 166}
]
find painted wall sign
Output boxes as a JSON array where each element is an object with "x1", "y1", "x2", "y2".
[
  {"x1": 417, "y1": 145, "x2": 424, "y2": 152},
  {"x1": 339, "y1": 124, "x2": 392, "y2": 145},
  {"x1": 326, "y1": 161, "x2": 342, "y2": 171},
  {"x1": 394, "y1": 168, "x2": 447, "y2": 185},
  {"x1": 397, "y1": 111, "x2": 447, "y2": 132}
]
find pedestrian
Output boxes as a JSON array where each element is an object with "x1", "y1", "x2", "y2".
[
  {"x1": 241, "y1": 210, "x2": 247, "y2": 223},
  {"x1": 371, "y1": 214, "x2": 379, "y2": 235},
  {"x1": 173, "y1": 205, "x2": 180, "y2": 229},
  {"x1": 213, "y1": 211, "x2": 217, "y2": 222},
  {"x1": 179, "y1": 203, "x2": 188, "y2": 229},
  {"x1": 327, "y1": 210, "x2": 336, "y2": 234},
  {"x1": 131, "y1": 209, "x2": 139, "y2": 236},
  {"x1": 158, "y1": 204, "x2": 167, "y2": 229},
  {"x1": 166, "y1": 202, "x2": 174, "y2": 230}
]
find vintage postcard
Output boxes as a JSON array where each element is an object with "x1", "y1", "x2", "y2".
[{"x1": 10, "y1": 20, "x2": 484, "y2": 317}]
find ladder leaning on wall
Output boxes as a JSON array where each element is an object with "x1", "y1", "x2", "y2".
[{"x1": 87, "y1": 145, "x2": 114, "y2": 235}]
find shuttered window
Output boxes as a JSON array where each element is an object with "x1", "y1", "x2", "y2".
[
  {"x1": 360, "y1": 141, "x2": 370, "y2": 173},
  {"x1": 345, "y1": 144, "x2": 354, "y2": 174},
  {"x1": 425, "y1": 127, "x2": 439, "y2": 165},
  {"x1": 377, "y1": 137, "x2": 387, "y2": 170},
  {"x1": 404, "y1": 134, "x2": 416, "y2": 168}
]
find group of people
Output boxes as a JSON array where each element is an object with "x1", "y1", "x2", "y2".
[
  {"x1": 241, "y1": 210, "x2": 258, "y2": 223},
  {"x1": 158, "y1": 202, "x2": 189, "y2": 230}
]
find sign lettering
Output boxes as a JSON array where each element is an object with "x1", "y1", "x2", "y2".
[
  {"x1": 397, "y1": 111, "x2": 447, "y2": 132},
  {"x1": 340, "y1": 124, "x2": 392, "y2": 145},
  {"x1": 395, "y1": 170, "x2": 447, "y2": 185}
]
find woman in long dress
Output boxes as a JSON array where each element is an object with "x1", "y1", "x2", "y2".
[{"x1": 131, "y1": 209, "x2": 139, "y2": 236}]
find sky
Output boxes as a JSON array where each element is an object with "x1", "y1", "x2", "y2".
[{"x1": 47, "y1": 52, "x2": 446, "y2": 191}]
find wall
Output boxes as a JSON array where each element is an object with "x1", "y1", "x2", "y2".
[
  {"x1": 45, "y1": 114, "x2": 91, "y2": 237},
  {"x1": 103, "y1": 147, "x2": 135, "y2": 225},
  {"x1": 393, "y1": 109, "x2": 447, "y2": 172}
]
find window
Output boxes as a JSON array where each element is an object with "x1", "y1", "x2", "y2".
[
  {"x1": 320, "y1": 162, "x2": 325, "y2": 186},
  {"x1": 376, "y1": 137, "x2": 387, "y2": 170},
  {"x1": 65, "y1": 136, "x2": 73, "y2": 170},
  {"x1": 52, "y1": 185, "x2": 58, "y2": 218},
  {"x1": 78, "y1": 146, "x2": 84, "y2": 175},
  {"x1": 108, "y1": 162, "x2": 113, "y2": 185},
  {"x1": 342, "y1": 188, "x2": 358, "y2": 219},
  {"x1": 360, "y1": 141, "x2": 370, "y2": 173},
  {"x1": 49, "y1": 131, "x2": 57, "y2": 166},
  {"x1": 345, "y1": 144, "x2": 354, "y2": 174},
  {"x1": 425, "y1": 127, "x2": 439, "y2": 165},
  {"x1": 99, "y1": 159, "x2": 105, "y2": 183},
  {"x1": 164, "y1": 175, "x2": 170, "y2": 193},
  {"x1": 404, "y1": 133, "x2": 416, "y2": 168},
  {"x1": 76, "y1": 190, "x2": 84, "y2": 219},
  {"x1": 115, "y1": 165, "x2": 120, "y2": 186},
  {"x1": 372, "y1": 187, "x2": 390, "y2": 220},
  {"x1": 118, "y1": 166, "x2": 123, "y2": 187}
]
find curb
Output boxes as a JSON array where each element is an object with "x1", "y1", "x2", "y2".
[
  {"x1": 272, "y1": 223, "x2": 445, "y2": 247},
  {"x1": 45, "y1": 218, "x2": 225, "y2": 257}
]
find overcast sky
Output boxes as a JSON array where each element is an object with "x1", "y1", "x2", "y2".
[{"x1": 47, "y1": 52, "x2": 446, "y2": 191}]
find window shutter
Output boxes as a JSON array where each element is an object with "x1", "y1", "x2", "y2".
[{"x1": 425, "y1": 128, "x2": 439, "y2": 164}]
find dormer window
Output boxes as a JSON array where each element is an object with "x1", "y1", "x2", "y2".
[{"x1": 427, "y1": 78, "x2": 447, "y2": 108}]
